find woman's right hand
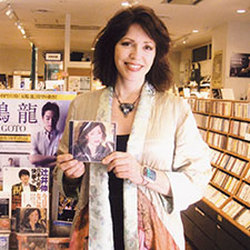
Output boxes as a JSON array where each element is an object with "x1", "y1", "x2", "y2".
[{"x1": 57, "y1": 153, "x2": 85, "y2": 179}]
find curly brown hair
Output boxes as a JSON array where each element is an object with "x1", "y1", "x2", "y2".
[{"x1": 93, "y1": 5, "x2": 173, "y2": 92}]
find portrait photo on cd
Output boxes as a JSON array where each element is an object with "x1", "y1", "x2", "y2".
[{"x1": 69, "y1": 120, "x2": 116, "y2": 163}]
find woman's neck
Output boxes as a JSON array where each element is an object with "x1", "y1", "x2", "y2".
[
  {"x1": 88, "y1": 143, "x2": 98, "y2": 156},
  {"x1": 30, "y1": 222, "x2": 36, "y2": 230},
  {"x1": 115, "y1": 79, "x2": 145, "y2": 101}
]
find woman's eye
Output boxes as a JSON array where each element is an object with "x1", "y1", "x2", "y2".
[
  {"x1": 144, "y1": 45, "x2": 154, "y2": 51},
  {"x1": 121, "y1": 41, "x2": 131, "y2": 47}
]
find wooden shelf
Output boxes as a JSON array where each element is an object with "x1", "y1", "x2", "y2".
[{"x1": 183, "y1": 97, "x2": 250, "y2": 249}]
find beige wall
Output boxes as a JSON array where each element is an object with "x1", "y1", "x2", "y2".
[
  {"x1": 212, "y1": 21, "x2": 250, "y2": 100},
  {"x1": 169, "y1": 51, "x2": 181, "y2": 86},
  {"x1": 225, "y1": 21, "x2": 250, "y2": 100},
  {"x1": 0, "y1": 48, "x2": 44, "y2": 76}
]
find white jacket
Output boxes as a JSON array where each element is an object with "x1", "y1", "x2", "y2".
[{"x1": 54, "y1": 83, "x2": 212, "y2": 250}]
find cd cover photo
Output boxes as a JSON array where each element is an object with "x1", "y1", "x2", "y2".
[{"x1": 69, "y1": 120, "x2": 116, "y2": 163}]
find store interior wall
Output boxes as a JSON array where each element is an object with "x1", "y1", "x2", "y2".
[
  {"x1": 225, "y1": 21, "x2": 250, "y2": 100},
  {"x1": 0, "y1": 48, "x2": 44, "y2": 76},
  {"x1": 0, "y1": 45, "x2": 213, "y2": 91},
  {"x1": 0, "y1": 20, "x2": 249, "y2": 99},
  {"x1": 169, "y1": 51, "x2": 181, "y2": 86},
  {"x1": 212, "y1": 21, "x2": 250, "y2": 100}
]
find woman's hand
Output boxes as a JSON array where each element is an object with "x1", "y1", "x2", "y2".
[
  {"x1": 102, "y1": 152, "x2": 143, "y2": 185},
  {"x1": 57, "y1": 153, "x2": 85, "y2": 179}
]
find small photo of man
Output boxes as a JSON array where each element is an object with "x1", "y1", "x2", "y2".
[{"x1": 11, "y1": 169, "x2": 37, "y2": 213}]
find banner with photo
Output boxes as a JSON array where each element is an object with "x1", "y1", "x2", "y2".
[
  {"x1": 0, "y1": 90, "x2": 76, "y2": 175},
  {"x1": 0, "y1": 90, "x2": 76, "y2": 236}
]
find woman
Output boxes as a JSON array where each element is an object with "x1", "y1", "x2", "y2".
[
  {"x1": 20, "y1": 208, "x2": 46, "y2": 233},
  {"x1": 71, "y1": 121, "x2": 114, "y2": 162},
  {"x1": 55, "y1": 5, "x2": 211, "y2": 250}
]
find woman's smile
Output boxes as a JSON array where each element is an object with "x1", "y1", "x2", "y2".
[{"x1": 125, "y1": 62, "x2": 143, "y2": 72}]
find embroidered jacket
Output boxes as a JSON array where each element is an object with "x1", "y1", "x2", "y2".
[{"x1": 54, "y1": 83, "x2": 212, "y2": 250}]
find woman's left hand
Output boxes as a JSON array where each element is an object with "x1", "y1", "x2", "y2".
[{"x1": 102, "y1": 152, "x2": 143, "y2": 185}]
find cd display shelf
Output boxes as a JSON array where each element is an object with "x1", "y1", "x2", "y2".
[{"x1": 182, "y1": 97, "x2": 250, "y2": 250}]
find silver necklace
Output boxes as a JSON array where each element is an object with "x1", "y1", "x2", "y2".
[{"x1": 113, "y1": 91, "x2": 141, "y2": 117}]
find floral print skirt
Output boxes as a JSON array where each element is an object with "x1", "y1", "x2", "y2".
[{"x1": 69, "y1": 190, "x2": 179, "y2": 250}]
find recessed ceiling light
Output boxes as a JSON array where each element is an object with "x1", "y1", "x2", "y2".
[
  {"x1": 121, "y1": 0, "x2": 138, "y2": 7},
  {"x1": 5, "y1": 8, "x2": 13, "y2": 17},
  {"x1": 236, "y1": 9, "x2": 246, "y2": 14},
  {"x1": 121, "y1": 1, "x2": 130, "y2": 7},
  {"x1": 192, "y1": 29, "x2": 199, "y2": 33}
]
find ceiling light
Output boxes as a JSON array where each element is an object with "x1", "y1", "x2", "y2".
[
  {"x1": 121, "y1": 1, "x2": 131, "y2": 7},
  {"x1": 192, "y1": 29, "x2": 199, "y2": 33},
  {"x1": 182, "y1": 37, "x2": 188, "y2": 44},
  {"x1": 17, "y1": 23, "x2": 22, "y2": 30},
  {"x1": 236, "y1": 9, "x2": 247, "y2": 14},
  {"x1": 5, "y1": 4, "x2": 31, "y2": 44},
  {"x1": 5, "y1": 8, "x2": 13, "y2": 17},
  {"x1": 5, "y1": 5, "x2": 18, "y2": 21},
  {"x1": 121, "y1": 0, "x2": 138, "y2": 7},
  {"x1": 20, "y1": 28, "x2": 26, "y2": 35}
]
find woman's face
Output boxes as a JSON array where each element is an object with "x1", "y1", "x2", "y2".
[
  {"x1": 114, "y1": 23, "x2": 156, "y2": 85},
  {"x1": 29, "y1": 210, "x2": 39, "y2": 224},
  {"x1": 86, "y1": 125, "x2": 103, "y2": 147}
]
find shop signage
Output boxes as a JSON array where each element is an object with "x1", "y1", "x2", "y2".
[{"x1": 45, "y1": 52, "x2": 62, "y2": 61}]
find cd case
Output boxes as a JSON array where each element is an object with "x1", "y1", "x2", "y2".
[{"x1": 69, "y1": 120, "x2": 116, "y2": 163}]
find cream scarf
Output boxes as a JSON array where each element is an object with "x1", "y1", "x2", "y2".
[{"x1": 88, "y1": 83, "x2": 155, "y2": 250}]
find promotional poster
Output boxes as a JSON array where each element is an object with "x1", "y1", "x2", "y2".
[
  {"x1": 0, "y1": 90, "x2": 76, "y2": 171},
  {"x1": 0, "y1": 90, "x2": 76, "y2": 238}
]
